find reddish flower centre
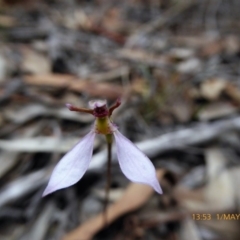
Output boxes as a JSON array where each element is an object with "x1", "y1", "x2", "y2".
[{"x1": 93, "y1": 106, "x2": 109, "y2": 118}]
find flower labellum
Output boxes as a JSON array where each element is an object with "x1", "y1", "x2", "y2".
[{"x1": 43, "y1": 99, "x2": 162, "y2": 196}]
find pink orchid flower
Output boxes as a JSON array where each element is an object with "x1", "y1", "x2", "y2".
[{"x1": 43, "y1": 99, "x2": 162, "y2": 196}]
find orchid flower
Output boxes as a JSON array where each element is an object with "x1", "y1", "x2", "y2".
[{"x1": 43, "y1": 99, "x2": 162, "y2": 196}]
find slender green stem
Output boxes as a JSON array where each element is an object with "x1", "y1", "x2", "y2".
[{"x1": 103, "y1": 134, "x2": 112, "y2": 226}]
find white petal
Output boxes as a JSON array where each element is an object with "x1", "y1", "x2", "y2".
[
  {"x1": 89, "y1": 99, "x2": 106, "y2": 109},
  {"x1": 43, "y1": 131, "x2": 96, "y2": 196},
  {"x1": 113, "y1": 130, "x2": 162, "y2": 194}
]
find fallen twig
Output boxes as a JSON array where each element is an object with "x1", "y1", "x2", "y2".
[
  {"x1": 62, "y1": 169, "x2": 166, "y2": 240},
  {"x1": 89, "y1": 116, "x2": 240, "y2": 170}
]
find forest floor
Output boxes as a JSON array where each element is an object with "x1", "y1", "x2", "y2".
[{"x1": 0, "y1": 0, "x2": 240, "y2": 240}]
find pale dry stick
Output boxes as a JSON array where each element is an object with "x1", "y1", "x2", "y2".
[
  {"x1": 0, "y1": 169, "x2": 51, "y2": 207},
  {"x1": 88, "y1": 116, "x2": 240, "y2": 171},
  {"x1": 20, "y1": 202, "x2": 55, "y2": 240},
  {"x1": 0, "y1": 137, "x2": 92, "y2": 153}
]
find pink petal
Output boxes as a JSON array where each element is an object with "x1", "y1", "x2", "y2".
[
  {"x1": 42, "y1": 131, "x2": 96, "y2": 196},
  {"x1": 113, "y1": 130, "x2": 162, "y2": 194}
]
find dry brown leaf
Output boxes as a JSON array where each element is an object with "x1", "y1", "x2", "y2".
[
  {"x1": 0, "y1": 15, "x2": 16, "y2": 27},
  {"x1": 175, "y1": 149, "x2": 240, "y2": 240},
  {"x1": 198, "y1": 102, "x2": 237, "y2": 121},
  {"x1": 24, "y1": 74, "x2": 74, "y2": 88},
  {"x1": 204, "y1": 148, "x2": 235, "y2": 211},
  {"x1": 200, "y1": 218, "x2": 240, "y2": 240},
  {"x1": 171, "y1": 99, "x2": 193, "y2": 123},
  {"x1": 24, "y1": 74, "x2": 124, "y2": 99},
  {"x1": 176, "y1": 148, "x2": 235, "y2": 213},
  {"x1": 200, "y1": 78, "x2": 226, "y2": 100},
  {"x1": 201, "y1": 39, "x2": 224, "y2": 57},
  {"x1": 176, "y1": 58, "x2": 201, "y2": 74},
  {"x1": 169, "y1": 48, "x2": 194, "y2": 60},
  {"x1": 101, "y1": 7, "x2": 123, "y2": 32},
  {"x1": 21, "y1": 48, "x2": 51, "y2": 74},
  {"x1": 62, "y1": 169, "x2": 165, "y2": 240},
  {"x1": 224, "y1": 35, "x2": 240, "y2": 55},
  {"x1": 174, "y1": 185, "x2": 205, "y2": 204},
  {"x1": 225, "y1": 83, "x2": 240, "y2": 104}
]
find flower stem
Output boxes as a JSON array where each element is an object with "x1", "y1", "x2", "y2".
[{"x1": 103, "y1": 134, "x2": 112, "y2": 226}]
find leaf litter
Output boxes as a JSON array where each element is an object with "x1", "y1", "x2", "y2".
[{"x1": 1, "y1": 0, "x2": 240, "y2": 239}]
